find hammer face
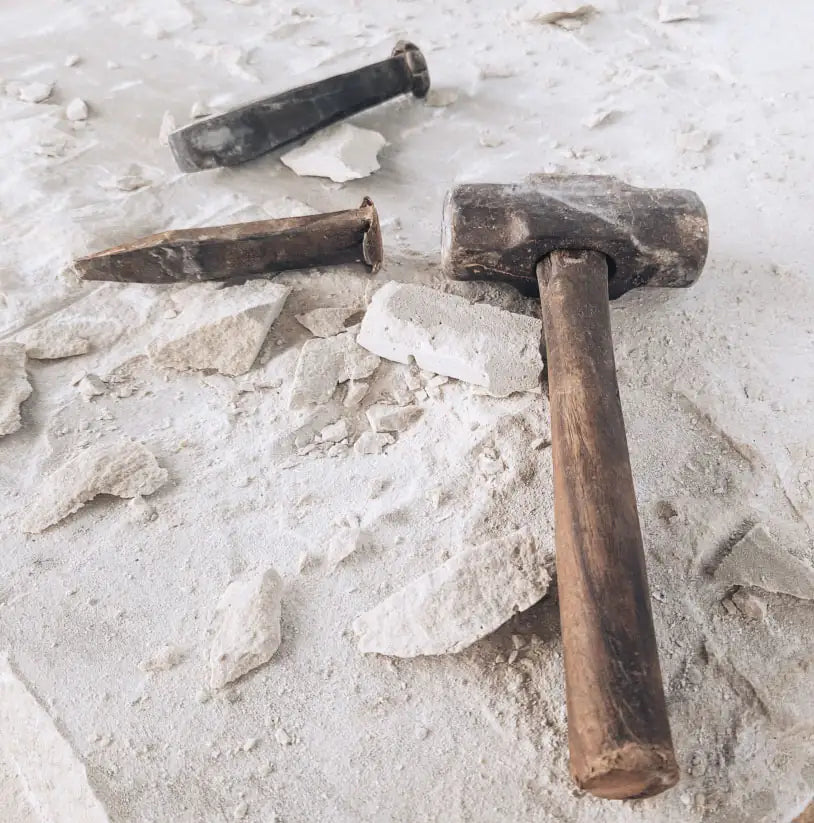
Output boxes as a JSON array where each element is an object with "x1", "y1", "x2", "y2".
[{"x1": 441, "y1": 176, "x2": 709, "y2": 299}]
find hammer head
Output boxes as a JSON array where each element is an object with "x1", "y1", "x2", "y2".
[{"x1": 441, "y1": 176, "x2": 708, "y2": 299}]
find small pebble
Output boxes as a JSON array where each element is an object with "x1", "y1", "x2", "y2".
[{"x1": 65, "y1": 98, "x2": 89, "y2": 121}]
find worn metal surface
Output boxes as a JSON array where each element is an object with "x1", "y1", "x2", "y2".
[
  {"x1": 441, "y1": 175, "x2": 709, "y2": 299},
  {"x1": 169, "y1": 41, "x2": 429, "y2": 172},
  {"x1": 74, "y1": 198, "x2": 383, "y2": 283}
]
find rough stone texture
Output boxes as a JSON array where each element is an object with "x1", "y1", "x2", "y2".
[
  {"x1": 352, "y1": 528, "x2": 554, "y2": 657},
  {"x1": 148, "y1": 281, "x2": 290, "y2": 376},
  {"x1": 209, "y1": 569, "x2": 284, "y2": 690},
  {"x1": 0, "y1": 343, "x2": 32, "y2": 436},
  {"x1": 0, "y1": 656, "x2": 110, "y2": 823},
  {"x1": 289, "y1": 333, "x2": 379, "y2": 408},
  {"x1": 280, "y1": 123, "x2": 387, "y2": 183},
  {"x1": 358, "y1": 282, "x2": 541, "y2": 397},
  {"x1": 715, "y1": 525, "x2": 814, "y2": 600},
  {"x1": 295, "y1": 307, "x2": 359, "y2": 338},
  {"x1": 16, "y1": 322, "x2": 91, "y2": 359},
  {"x1": 23, "y1": 441, "x2": 168, "y2": 533}
]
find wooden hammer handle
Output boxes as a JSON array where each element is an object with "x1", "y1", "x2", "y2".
[{"x1": 537, "y1": 249, "x2": 678, "y2": 800}]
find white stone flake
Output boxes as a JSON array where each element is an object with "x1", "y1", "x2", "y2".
[
  {"x1": 209, "y1": 569, "x2": 284, "y2": 690},
  {"x1": 149, "y1": 281, "x2": 290, "y2": 376},
  {"x1": 352, "y1": 529, "x2": 554, "y2": 657},
  {"x1": 23, "y1": 441, "x2": 168, "y2": 533},
  {"x1": 715, "y1": 525, "x2": 814, "y2": 600},
  {"x1": 358, "y1": 282, "x2": 542, "y2": 397},
  {"x1": 289, "y1": 333, "x2": 379, "y2": 408},
  {"x1": 280, "y1": 123, "x2": 387, "y2": 183}
]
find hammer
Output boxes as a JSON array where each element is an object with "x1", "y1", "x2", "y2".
[
  {"x1": 441, "y1": 175, "x2": 708, "y2": 800},
  {"x1": 169, "y1": 41, "x2": 429, "y2": 173}
]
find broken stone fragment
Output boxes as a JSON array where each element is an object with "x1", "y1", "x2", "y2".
[
  {"x1": 318, "y1": 419, "x2": 349, "y2": 443},
  {"x1": 354, "y1": 431, "x2": 394, "y2": 455},
  {"x1": 714, "y1": 525, "x2": 814, "y2": 600},
  {"x1": 0, "y1": 343, "x2": 32, "y2": 437},
  {"x1": 343, "y1": 381, "x2": 369, "y2": 408},
  {"x1": 425, "y1": 88, "x2": 458, "y2": 107},
  {"x1": 352, "y1": 528, "x2": 554, "y2": 657},
  {"x1": 16, "y1": 322, "x2": 91, "y2": 359},
  {"x1": 658, "y1": 1, "x2": 700, "y2": 22},
  {"x1": 365, "y1": 403, "x2": 422, "y2": 433},
  {"x1": 159, "y1": 110, "x2": 176, "y2": 146},
  {"x1": 280, "y1": 123, "x2": 387, "y2": 183},
  {"x1": 528, "y1": 3, "x2": 597, "y2": 28},
  {"x1": 65, "y1": 98, "x2": 89, "y2": 121},
  {"x1": 18, "y1": 81, "x2": 54, "y2": 103},
  {"x1": 289, "y1": 332, "x2": 380, "y2": 408},
  {"x1": 22, "y1": 440, "x2": 168, "y2": 533},
  {"x1": 76, "y1": 373, "x2": 107, "y2": 400},
  {"x1": 358, "y1": 282, "x2": 541, "y2": 397},
  {"x1": 149, "y1": 281, "x2": 290, "y2": 376},
  {"x1": 295, "y1": 307, "x2": 359, "y2": 338},
  {"x1": 676, "y1": 129, "x2": 710, "y2": 152},
  {"x1": 209, "y1": 568, "x2": 284, "y2": 690},
  {"x1": 727, "y1": 589, "x2": 767, "y2": 620}
]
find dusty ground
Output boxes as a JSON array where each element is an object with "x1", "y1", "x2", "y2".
[{"x1": 1, "y1": 1, "x2": 812, "y2": 821}]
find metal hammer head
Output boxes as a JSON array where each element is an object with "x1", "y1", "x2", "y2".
[{"x1": 441, "y1": 175, "x2": 709, "y2": 299}]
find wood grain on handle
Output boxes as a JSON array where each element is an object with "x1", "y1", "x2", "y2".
[{"x1": 537, "y1": 249, "x2": 678, "y2": 800}]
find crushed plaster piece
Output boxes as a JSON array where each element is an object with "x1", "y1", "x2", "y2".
[
  {"x1": 22, "y1": 440, "x2": 168, "y2": 534},
  {"x1": 274, "y1": 728, "x2": 291, "y2": 746},
  {"x1": 529, "y1": 4, "x2": 597, "y2": 28},
  {"x1": 16, "y1": 322, "x2": 91, "y2": 359},
  {"x1": 233, "y1": 801, "x2": 249, "y2": 820},
  {"x1": 138, "y1": 643, "x2": 185, "y2": 672},
  {"x1": 357, "y1": 282, "x2": 542, "y2": 397},
  {"x1": 714, "y1": 525, "x2": 814, "y2": 600},
  {"x1": 343, "y1": 381, "x2": 369, "y2": 408},
  {"x1": 18, "y1": 81, "x2": 53, "y2": 103},
  {"x1": 318, "y1": 419, "x2": 349, "y2": 443},
  {"x1": 354, "y1": 431, "x2": 394, "y2": 455},
  {"x1": 425, "y1": 88, "x2": 458, "y2": 107},
  {"x1": 159, "y1": 110, "x2": 176, "y2": 146},
  {"x1": 295, "y1": 307, "x2": 359, "y2": 338},
  {"x1": 65, "y1": 54, "x2": 81, "y2": 67},
  {"x1": 280, "y1": 123, "x2": 387, "y2": 183},
  {"x1": 65, "y1": 97, "x2": 89, "y2": 121},
  {"x1": 128, "y1": 495, "x2": 157, "y2": 524},
  {"x1": 365, "y1": 403, "x2": 422, "y2": 433},
  {"x1": 289, "y1": 333, "x2": 380, "y2": 408},
  {"x1": 658, "y1": 1, "x2": 700, "y2": 23},
  {"x1": 76, "y1": 373, "x2": 107, "y2": 399},
  {"x1": 0, "y1": 656, "x2": 111, "y2": 822},
  {"x1": 352, "y1": 528, "x2": 554, "y2": 657},
  {"x1": 326, "y1": 527, "x2": 370, "y2": 568},
  {"x1": 190, "y1": 100, "x2": 211, "y2": 119},
  {"x1": 209, "y1": 568, "x2": 284, "y2": 690},
  {"x1": 582, "y1": 106, "x2": 619, "y2": 129},
  {"x1": 149, "y1": 282, "x2": 290, "y2": 377},
  {"x1": 677, "y1": 129, "x2": 710, "y2": 152},
  {"x1": 0, "y1": 343, "x2": 32, "y2": 437}
]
